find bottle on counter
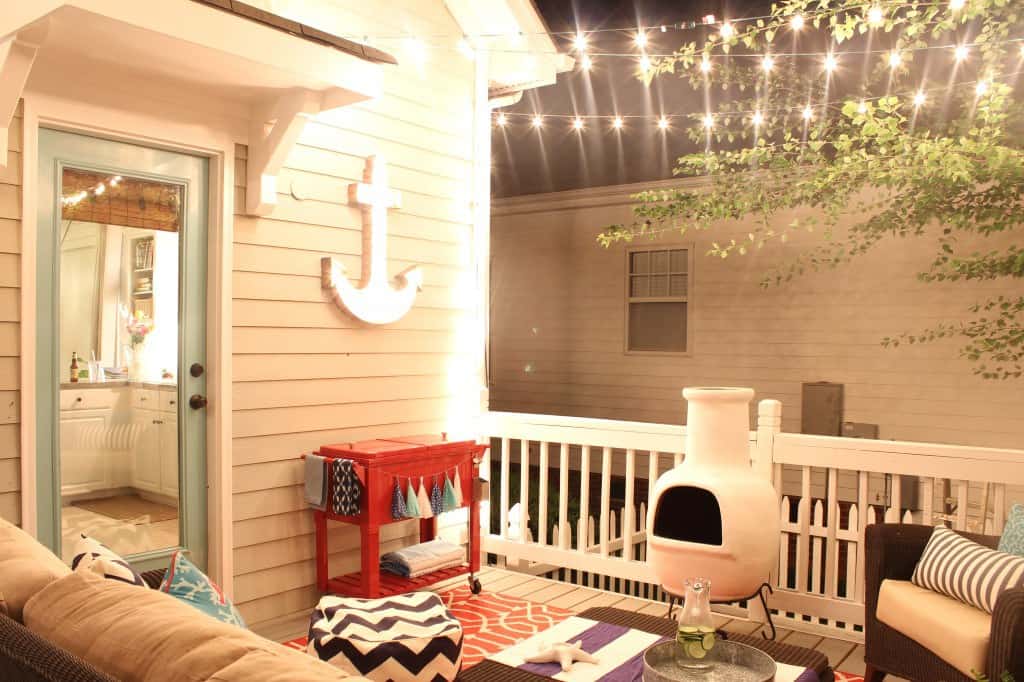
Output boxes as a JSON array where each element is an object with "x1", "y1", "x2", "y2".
[{"x1": 70, "y1": 352, "x2": 79, "y2": 383}]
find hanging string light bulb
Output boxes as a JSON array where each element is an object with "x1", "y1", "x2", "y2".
[
  {"x1": 703, "y1": 113, "x2": 715, "y2": 129},
  {"x1": 634, "y1": 31, "x2": 648, "y2": 48},
  {"x1": 858, "y1": 100, "x2": 868, "y2": 113},
  {"x1": 657, "y1": 116, "x2": 670, "y2": 130},
  {"x1": 802, "y1": 106, "x2": 813, "y2": 121},
  {"x1": 573, "y1": 117, "x2": 585, "y2": 131},
  {"x1": 790, "y1": 14, "x2": 805, "y2": 30},
  {"x1": 867, "y1": 6, "x2": 885, "y2": 26},
  {"x1": 949, "y1": 0, "x2": 966, "y2": 11},
  {"x1": 719, "y1": 21, "x2": 735, "y2": 39},
  {"x1": 888, "y1": 50, "x2": 903, "y2": 68},
  {"x1": 976, "y1": 80, "x2": 989, "y2": 96},
  {"x1": 581, "y1": 55, "x2": 593, "y2": 70},
  {"x1": 752, "y1": 111, "x2": 764, "y2": 126},
  {"x1": 913, "y1": 90, "x2": 927, "y2": 107},
  {"x1": 495, "y1": 112, "x2": 507, "y2": 127},
  {"x1": 824, "y1": 54, "x2": 839, "y2": 72},
  {"x1": 612, "y1": 116, "x2": 624, "y2": 130},
  {"x1": 573, "y1": 32, "x2": 588, "y2": 51},
  {"x1": 640, "y1": 55, "x2": 652, "y2": 73},
  {"x1": 531, "y1": 114, "x2": 543, "y2": 128},
  {"x1": 761, "y1": 55, "x2": 775, "y2": 72},
  {"x1": 954, "y1": 45, "x2": 969, "y2": 62}
]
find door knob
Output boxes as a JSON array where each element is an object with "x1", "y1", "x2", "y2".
[
  {"x1": 189, "y1": 394, "x2": 208, "y2": 410},
  {"x1": 190, "y1": 363, "x2": 205, "y2": 378}
]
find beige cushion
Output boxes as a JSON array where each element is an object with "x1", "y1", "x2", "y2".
[
  {"x1": 0, "y1": 591, "x2": 7, "y2": 616},
  {"x1": 24, "y1": 569, "x2": 357, "y2": 681},
  {"x1": 0, "y1": 517, "x2": 70, "y2": 621},
  {"x1": 877, "y1": 579, "x2": 990, "y2": 677}
]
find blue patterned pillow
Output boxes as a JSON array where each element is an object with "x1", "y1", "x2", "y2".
[
  {"x1": 999, "y1": 504, "x2": 1024, "y2": 557},
  {"x1": 159, "y1": 551, "x2": 245, "y2": 628}
]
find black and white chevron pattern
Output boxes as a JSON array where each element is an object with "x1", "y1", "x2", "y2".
[{"x1": 308, "y1": 592, "x2": 463, "y2": 681}]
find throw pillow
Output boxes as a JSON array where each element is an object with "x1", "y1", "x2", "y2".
[
  {"x1": 71, "y1": 534, "x2": 146, "y2": 587},
  {"x1": 912, "y1": 525, "x2": 1024, "y2": 613},
  {"x1": 998, "y1": 503, "x2": 1024, "y2": 557},
  {"x1": 159, "y1": 550, "x2": 245, "y2": 628}
]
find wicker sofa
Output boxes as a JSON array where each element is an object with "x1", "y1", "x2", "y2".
[{"x1": 864, "y1": 523, "x2": 1024, "y2": 682}]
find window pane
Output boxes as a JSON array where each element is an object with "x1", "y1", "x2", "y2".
[
  {"x1": 651, "y1": 250, "x2": 669, "y2": 274},
  {"x1": 628, "y1": 302, "x2": 687, "y2": 352},
  {"x1": 649, "y1": 274, "x2": 668, "y2": 297},
  {"x1": 670, "y1": 249, "x2": 688, "y2": 272},
  {"x1": 630, "y1": 275, "x2": 649, "y2": 297},
  {"x1": 630, "y1": 251, "x2": 649, "y2": 274},
  {"x1": 670, "y1": 274, "x2": 688, "y2": 296}
]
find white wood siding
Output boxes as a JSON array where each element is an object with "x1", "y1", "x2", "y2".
[
  {"x1": 0, "y1": 103, "x2": 22, "y2": 526},
  {"x1": 490, "y1": 182, "x2": 1024, "y2": 450},
  {"x1": 230, "y1": 2, "x2": 481, "y2": 626}
]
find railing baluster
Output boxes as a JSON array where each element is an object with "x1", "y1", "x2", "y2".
[
  {"x1": 538, "y1": 441, "x2": 549, "y2": 546},
  {"x1": 623, "y1": 449, "x2": 636, "y2": 561},
  {"x1": 885, "y1": 474, "x2": 902, "y2": 523},
  {"x1": 778, "y1": 496, "x2": 790, "y2": 589},
  {"x1": 520, "y1": 439, "x2": 530, "y2": 540},
  {"x1": 600, "y1": 447, "x2": 612, "y2": 556},
  {"x1": 559, "y1": 442, "x2": 569, "y2": 549},
  {"x1": 825, "y1": 468, "x2": 838, "y2": 598},
  {"x1": 500, "y1": 437, "x2": 510, "y2": 539},
  {"x1": 811, "y1": 500, "x2": 824, "y2": 594},
  {"x1": 845, "y1": 503, "x2": 859, "y2": 600},
  {"x1": 855, "y1": 470, "x2": 869, "y2": 602},
  {"x1": 796, "y1": 466, "x2": 811, "y2": 593},
  {"x1": 579, "y1": 445, "x2": 591, "y2": 553},
  {"x1": 992, "y1": 483, "x2": 1007, "y2": 534},
  {"x1": 922, "y1": 476, "x2": 934, "y2": 525},
  {"x1": 956, "y1": 480, "x2": 969, "y2": 530}
]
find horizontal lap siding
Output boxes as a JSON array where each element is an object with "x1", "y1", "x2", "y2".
[
  {"x1": 0, "y1": 103, "x2": 21, "y2": 526},
  {"x1": 490, "y1": 193, "x2": 1024, "y2": 450},
  {"x1": 231, "y1": 3, "x2": 477, "y2": 625}
]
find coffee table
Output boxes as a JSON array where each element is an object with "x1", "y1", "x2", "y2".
[{"x1": 458, "y1": 606, "x2": 834, "y2": 681}]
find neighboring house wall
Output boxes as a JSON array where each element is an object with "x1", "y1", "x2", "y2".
[
  {"x1": 229, "y1": 2, "x2": 480, "y2": 625},
  {"x1": 0, "y1": 103, "x2": 22, "y2": 525},
  {"x1": 490, "y1": 180, "x2": 1024, "y2": 450}
]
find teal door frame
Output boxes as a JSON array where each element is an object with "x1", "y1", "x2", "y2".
[{"x1": 36, "y1": 128, "x2": 209, "y2": 571}]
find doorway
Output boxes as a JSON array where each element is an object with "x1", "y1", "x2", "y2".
[{"x1": 36, "y1": 128, "x2": 208, "y2": 571}]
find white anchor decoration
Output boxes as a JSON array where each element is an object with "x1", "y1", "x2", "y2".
[{"x1": 321, "y1": 155, "x2": 423, "y2": 324}]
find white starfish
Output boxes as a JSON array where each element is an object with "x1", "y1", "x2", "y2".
[{"x1": 524, "y1": 640, "x2": 599, "y2": 672}]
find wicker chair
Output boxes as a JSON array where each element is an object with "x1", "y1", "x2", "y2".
[{"x1": 864, "y1": 523, "x2": 1024, "y2": 682}]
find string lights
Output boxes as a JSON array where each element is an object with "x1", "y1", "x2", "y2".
[{"x1": 61, "y1": 174, "x2": 123, "y2": 206}]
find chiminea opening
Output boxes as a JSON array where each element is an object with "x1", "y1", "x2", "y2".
[{"x1": 652, "y1": 486, "x2": 723, "y2": 546}]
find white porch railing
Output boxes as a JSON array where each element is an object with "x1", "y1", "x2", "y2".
[{"x1": 479, "y1": 403, "x2": 1024, "y2": 642}]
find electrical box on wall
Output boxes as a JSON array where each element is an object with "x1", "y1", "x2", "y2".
[{"x1": 801, "y1": 382, "x2": 844, "y2": 436}]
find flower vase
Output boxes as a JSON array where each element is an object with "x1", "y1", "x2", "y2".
[
  {"x1": 675, "y1": 578, "x2": 716, "y2": 670},
  {"x1": 129, "y1": 344, "x2": 145, "y2": 383}
]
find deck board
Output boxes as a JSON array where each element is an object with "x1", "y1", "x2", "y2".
[{"x1": 252, "y1": 566, "x2": 867, "y2": 675}]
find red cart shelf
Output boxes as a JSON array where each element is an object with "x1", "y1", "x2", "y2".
[{"x1": 312, "y1": 434, "x2": 487, "y2": 599}]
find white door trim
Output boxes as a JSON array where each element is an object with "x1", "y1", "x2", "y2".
[{"x1": 19, "y1": 80, "x2": 237, "y2": 594}]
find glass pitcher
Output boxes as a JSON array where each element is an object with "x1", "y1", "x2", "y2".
[{"x1": 675, "y1": 578, "x2": 716, "y2": 670}]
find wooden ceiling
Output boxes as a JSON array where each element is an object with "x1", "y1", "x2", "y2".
[{"x1": 61, "y1": 168, "x2": 181, "y2": 232}]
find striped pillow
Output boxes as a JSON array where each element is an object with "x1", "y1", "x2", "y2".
[{"x1": 911, "y1": 525, "x2": 1024, "y2": 614}]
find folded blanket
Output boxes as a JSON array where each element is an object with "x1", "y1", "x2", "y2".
[
  {"x1": 381, "y1": 539, "x2": 465, "y2": 578},
  {"x1": 304, "y1": 454, "x2": 327, "y2": 511}
]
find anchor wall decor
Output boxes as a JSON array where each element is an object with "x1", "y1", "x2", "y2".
[{"x1": 321, "y1": 155, "x2": 423, "y2": 324}]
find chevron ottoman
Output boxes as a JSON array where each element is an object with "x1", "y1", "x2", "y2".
[{"x1": 307, "y1": 591, "x2": 464, "y2": 681}]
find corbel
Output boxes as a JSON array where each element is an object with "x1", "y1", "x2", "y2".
[{"x1": 0, "y1": 20, "x2": 49, "y2": 167}]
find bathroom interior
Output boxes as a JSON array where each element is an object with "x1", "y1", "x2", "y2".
[{"x1": 58, "y1": 166, "x2": 182, "y2": 562}]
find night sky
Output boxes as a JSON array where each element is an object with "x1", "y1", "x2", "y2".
[{"x1": 492, "y1": 1, "x2": 781, "y2": 197}]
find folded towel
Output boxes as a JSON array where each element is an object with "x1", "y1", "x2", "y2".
[
  {"x1": 304, "y1": 454, "x2": 327, "y2": 511},
  {"x1": 380, "y1": 539, "x2": 465, "y2": 578},
  {"x1": 331, "y1": 459, "x2": 362, "y2": 516}
]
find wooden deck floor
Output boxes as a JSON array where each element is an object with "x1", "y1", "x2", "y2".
[{"x1": 253, "y1": 566, "x2": 902, "y2": 679}]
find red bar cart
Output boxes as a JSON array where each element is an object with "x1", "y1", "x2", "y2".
[{"x1": 311, "y1": 434, "x2": 487, "y2": 599}]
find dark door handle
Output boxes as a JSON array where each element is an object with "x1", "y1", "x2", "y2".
[{"x1": 189, "y1": 394, "x2": 208, "y2": 410}]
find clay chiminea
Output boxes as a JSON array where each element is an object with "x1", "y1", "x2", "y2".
[{"x1": 646, "y1": 387, "x2": 779, "y2": 601}]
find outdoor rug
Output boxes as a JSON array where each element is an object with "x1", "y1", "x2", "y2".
[
  {"x1": 72, "y1": 494, "x2": 178, "y2": 524},
  {"x1": 284, "y1": 584, "x2": 575, "y2": 669}
]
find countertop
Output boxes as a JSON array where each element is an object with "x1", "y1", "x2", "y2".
[{"x1": 60, "y1": 381, "x2": 177, "y2": 390}]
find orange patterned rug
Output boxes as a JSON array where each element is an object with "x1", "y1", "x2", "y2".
[{"x1": 283, "y1": 585, "x2": 574, "y2": 669}]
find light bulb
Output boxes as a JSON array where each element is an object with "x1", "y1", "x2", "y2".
[
  {"x1": 573, "y1": 33, "x2": 587, "y2": 51},
  {"x1": 640, "y1": 55, "x2": 652, "y2": 73},
  {"x1": 857, "y1": 100, "x2": 868, "y2": 114},
  {"x1": 612, "y1": 116, "x2": 624, "y2": 130},
  {"x1": 110, "y1": 176, "x2": 122, "y2": 187},
  {"x1": 94, "y1": 183, "x2": 105, "y2": 196},
  {"x1": 790, "y1": 14, "x2": 805, "y2": 30},
  {"x1": 950, "y1": 0, "x2": 965, "y2": 10},
  {"x1": 657, "y1": 117, "x2": 669, "y2": 130},
  {"x1": 888, "y1": 51, "x2": 902, "y2": 69},
  {"x1": 976, "y1": 80, "x2": 989, "y2": 96},
  {"x1": 634, "y1": 31, "x2": 648, "y2": 48},
  {"x1": 761, "y1": 55, "x2": 775, "y2": 72},
  {"x1": 954, "y1": 45, "x2": 969, "y2": 62},
  {"x1": 913, "y1": 91, "x2": 926, "y2": 107},
  {"x1": 802, "y1": 106, "x2": 813, "y2": 121},
  {"x1": 700, "y1": 55, "x2": 712, "y2": 73},
  {"x1": 581, "y1": 55, "x2": 593, "y2": 70},
  {"x1": 573, "y1": 117, "x2": 584, "y2": 131},
  {"x1": 531, "y1": 114, "x2": 543, "y2": 128},
  {"x1": 752, "y1": 111, "x2": 764, "y2": 126},
  {"x1": 719, "y1": 22, "x2": 735, "y2": 39},
  {"x1": 495, "y1": 113, "x2": 507, "y2": 127},
  {"x1": 660, "y1": 25, "x2": 667, "y2": 32},
  {"x1": 867, "y1": 6, "x2": 884, "y2": 25},
  {"x1": 702, "y1": 114, "x2": 715, "y2": 129},
  {"x1": 824, "y1": 54, "x2": 838, "y2": 72}
]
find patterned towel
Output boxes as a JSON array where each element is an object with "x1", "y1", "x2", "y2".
[{"x1": 331, "y1": 459, "x2": 362, "y2": 516}]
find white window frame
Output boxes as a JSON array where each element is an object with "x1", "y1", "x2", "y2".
[{"x1": 624, "y1": 245, "x2": 694, "y2": 356}]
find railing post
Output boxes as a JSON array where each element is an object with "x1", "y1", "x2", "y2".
[{"x1": 755, "y1": 399, "x2": 782, "y2": 481}]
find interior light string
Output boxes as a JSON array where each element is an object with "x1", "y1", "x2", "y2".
[
  {"x1": 493, "y1": 70, "x2": 1018, "y2": 131},
  {"x1": 61, "y1": 173, "x2": 124, "y2": 206}
]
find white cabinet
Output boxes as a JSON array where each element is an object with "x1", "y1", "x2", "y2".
[
  {"x1": 159, "y1": 415, "x2": 179, "y2": 497},
  {"x1": 133, "y1": 414, "x2": 161, "y2": 493},
  {"x1": 132, "y1": 386, "x2": 178, "y2": 498},
  {"x1": 59, "y1": 387, "x2": 130, "y2": 497}
]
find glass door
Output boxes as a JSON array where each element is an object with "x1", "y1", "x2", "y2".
[{"x1": 36, "y1": 128, "x2": 208, "y2": 571}]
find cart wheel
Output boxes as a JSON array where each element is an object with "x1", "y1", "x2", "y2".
[{"x1": 470, "y1": 578, "x2": 482, "y2": 595}]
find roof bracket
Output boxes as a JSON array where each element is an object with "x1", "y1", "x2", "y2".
[
  {"x1": 246, "y1": 88, "x2": 323, "y2": 216},
  {"x1": 0, "y1": 20, "x2": 48, "y2": 168}
]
